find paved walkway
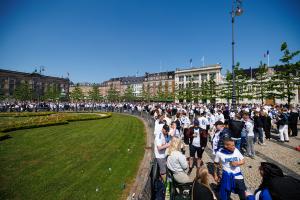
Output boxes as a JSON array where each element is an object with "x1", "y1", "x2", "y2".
[{"x1": 189, "y1": 128, "x2": 300, "y2": 199}]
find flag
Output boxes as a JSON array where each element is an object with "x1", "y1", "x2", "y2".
[
  {"x1": 67, "y1": 72, "x2": 69, "y2": 77},
  {"x1": 264, "y1": 53, "x2": 266, "y2": 58},
  {"x1": 189, "y1": 58, "x2": 192, "y2": 64},
  {"x1": 267, "y1": 50, "x2": 269, "y2": 55}
]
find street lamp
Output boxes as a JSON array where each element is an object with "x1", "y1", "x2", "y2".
[{"x1": 231, "y1": 0, "x2": 243, "y2": 112}]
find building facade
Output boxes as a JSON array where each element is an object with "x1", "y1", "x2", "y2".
[
  {"x1": 143, "y1": 71, "x2": 175, "y2": 100},
  {"x1": 0, "y1": 69, "x2": 69, "y2": 100},
  {"x1": 175, "y1": 64, "x2": 222, "y2": 102},
  {"x1": 99, "y1": 76, "x2": 144, "y2": 97}
]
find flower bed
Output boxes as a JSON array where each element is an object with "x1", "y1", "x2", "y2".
[
  {"x1": 0, "y1": 112, "x2": 56, "y2": 117},
  {"x1": 0, "y1": 113, "x2": 112, "y2": 133}
]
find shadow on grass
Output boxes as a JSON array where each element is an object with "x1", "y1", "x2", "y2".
[{"x1": 0, "y1": 134, "x2": 12, "y2": 141}]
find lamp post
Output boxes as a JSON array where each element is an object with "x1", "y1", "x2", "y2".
[{"x1": 231, "y1": 0, "x2": 243, "y2": 112}]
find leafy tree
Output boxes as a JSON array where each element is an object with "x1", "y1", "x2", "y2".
[
  {"x1": 253, "y1": 61, "x2": 270, "y2": 104},
  {"x1": 123, "y1": 85, "x2": 135, "y2": 102},
  {"x1": 70, "y1": 84, "x2": 84, "y2": 112},
  {"x1": 219, "y1": 70, "x2": 233, "y2": 104},
  {"x1": 14, "y1": 82, "x2": 33, "y2": 101},
  {"x1": 88, "y1": 84, "x2": 102, "y2": 102},
  {"x1": 106, "y1": 85, "x2": 120, "y2": 102},
  {"x1": 141, "y1": 84, "x2": 151, "y2": 102},
  {"x1": 175, "y1": 83, "x2": 185, "y2": 103},
  {"x1": 272, "y1": 42, "x2": 300, "y2": 106},
  {"x1": 220, "y1": 63, "x2": 248, "y2": 104},
  {"x1": 88, "y1": 84, "x2": 102, "y2": 111},
  {"x1": 44, "y1": 84, "x2": 60, "y2": 101}
]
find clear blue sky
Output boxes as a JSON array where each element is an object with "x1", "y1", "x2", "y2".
[{"x1": 0, "y1": 0, "x2": 299, "y2": 83}]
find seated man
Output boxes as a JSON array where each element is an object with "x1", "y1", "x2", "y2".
[{"x1": 214, "y1": 138, "x2": 247, "y2": 200}]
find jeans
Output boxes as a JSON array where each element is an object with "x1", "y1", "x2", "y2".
[
  {"x1": 254, "y1": 128, "x2": 264, "y2": 144},
  {"x1": 234, "y1": 138, "x2": 241, "y2": 151},
  {"x1": 247, "y1": 136, "x2": 255, "y2": 157}
]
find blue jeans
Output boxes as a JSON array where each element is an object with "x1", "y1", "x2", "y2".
[
  {"x1": 254, "y1": 128, "x2": 264, "y2": 144},
  {"x1": 234, "y1": 138, "x2": 241, "y2": 150}
]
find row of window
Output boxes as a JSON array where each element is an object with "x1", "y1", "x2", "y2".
[{"x1": 178, "y1": 72, "x2": 217, "y2": 82}]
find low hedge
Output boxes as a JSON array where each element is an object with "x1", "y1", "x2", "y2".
[
  {"x1": 0, "y1": 113, "x2": 112, "y2": 133},
  {"x1": 0, "y1": 112, "x2": 56, "y2": 117}
]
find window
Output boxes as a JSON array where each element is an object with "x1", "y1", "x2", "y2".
[
  {"x1": 186, "y1": 75, "x2": 192, "y2": 81},
  {"x1": 179, "y1": 76, "x2": 184, "y2": 82},
  {"x1": 193, "y1": 74, "x2": 199, "y2": 80},
  {"x1": 9, "y1": 79, "x2": 15, "y2": 95},
  {"x1": 209, "y1": 72, "x2": 216, "y2": 80},
  {"x1": 0, "y1": 78, "x2": 5, "y2": 95},
  {"x1": 201, "y1": 73, "x2": 207, "y2": 81}
]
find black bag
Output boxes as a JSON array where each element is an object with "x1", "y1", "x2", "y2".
[{"x1": 154, "y1": 179, "x2": 165, "y2": 200}]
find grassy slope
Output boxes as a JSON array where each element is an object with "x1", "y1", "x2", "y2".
[{"x1": 0, "y1": 113, "x2": 145, "y2": 200}]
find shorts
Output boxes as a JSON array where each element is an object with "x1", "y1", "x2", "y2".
[
  {"x1": 156, "y1": 158, "x2": 167, "y2": 175},
  {"x1": 190, "y1": 145, "x2": 204, "y2": 158}
]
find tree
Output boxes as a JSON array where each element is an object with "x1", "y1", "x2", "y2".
[
  {"x1": 234, "y1": 63, "x2": 248, "y2": 104},
  {"x1": 272, "y1": 42, "x2": 300, "y2": 106},
  {"x1": 253, "y1": 61, "x2": 270, "y2": 104},
  {"x1": 106, "y1": 85, "x2": 120, "y2": 102},
  {"x1": 14, "y1": 82, "x2": 33, "y2": 101},
  {"x1": 70, "y1": 84, "x2": 84, "y2": 111},
  {"x1": 122, "y1": 85, "x2": 135, "y2": 102},
  {"x1": 141, "y1": 84, "x2": 151, "y2": 102},
  {"x1": 44, "y1": 84, "x2": 60, "y2": 101},
  {"x1": 219, "y1": 70, "x2": 233, "y2": 104},
  {"x1": 88, "y1": 84, "x2": 102, "y2": 111}
]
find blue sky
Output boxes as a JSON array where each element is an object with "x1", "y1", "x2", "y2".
[{"x1": 0, "y1": 0, "x2": 300, "y2": 83}]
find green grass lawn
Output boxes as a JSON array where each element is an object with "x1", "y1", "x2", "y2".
[{"x1": 0, "y1": 113, "x2": 145, "y2": 200}]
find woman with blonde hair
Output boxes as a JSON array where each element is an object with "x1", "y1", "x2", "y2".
[
  {"x1": 192, "y1": 167, "x2": 216, "y2": 200},
  {"x1": 166, "y1": 137, "x2": 191, "y2": 183}
]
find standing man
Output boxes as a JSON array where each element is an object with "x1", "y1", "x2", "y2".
[
  {"x1": 154, "y1": 124, "x2": 171, "y2": 182},
  {"x1": 214, "y1": 138, "x2": 247, "y2": 200},
  {"x1": 228, "y1": 114, "x2": 245, "y2": 150},
  {"x1": 289, "y1": 107, "x2": 299, "y2": 137}
]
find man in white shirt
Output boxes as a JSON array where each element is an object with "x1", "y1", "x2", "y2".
[
  {"x1": 154, "y1": 124, "x2": 171, "y2": 182},
  {"x1": 214, "y1": 138, "x2": 246, "y2": 200},
  {"x1": 216, "y1": 110, "x2": 225, "y2": 123},
  {"x1": 243, "y1": 113, "x2": 255, "y2": 158}
]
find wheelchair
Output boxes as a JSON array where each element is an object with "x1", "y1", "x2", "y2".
[{"x1": 166, "y1": 168, "x2": 193, "y2": 200}]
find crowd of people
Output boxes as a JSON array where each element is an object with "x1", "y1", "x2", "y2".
[
  {"x1": 150, "y1": 103, "x2": 300, "y2": 200},
  {"x1": 1, "y1": 100, "x2": 300, "y2": 199}
]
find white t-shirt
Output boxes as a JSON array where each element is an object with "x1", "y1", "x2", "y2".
[
  {"x1": 181, "y1": 116, "x2": 190, "y2": 128},
  {"x1": 245, "y1": 120, "x2": 254, "y2": 137},
  {"x1": 192, "y1": 128, "x2": 201, "y2": 147},
  {"x1": 208, "y1": 115, "x2": 216, "y2": 126},
  {"x1": 198, "y1": 116, "x2": 209, "y2": 130},
  {"x1": 154, "y1": 132, "x2": 167, "y2": 159},
  {"x1": 154, "y1": 120, "x2": 164, "y2": 136},
  {"x1": 214, "y1": 148, "x2": 244, "y2": 179}
]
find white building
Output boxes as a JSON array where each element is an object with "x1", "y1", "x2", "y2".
[{"x1": 175, "y1": 64, "x2": 222, "y2": 103}]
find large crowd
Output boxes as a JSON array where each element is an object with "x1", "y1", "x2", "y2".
[
  {"x1": 1, "y1": 101, "x2": 300, "y2": 199},
  {"x1": 148, "y1": 103, "x2": 300, "y2": 200}
]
